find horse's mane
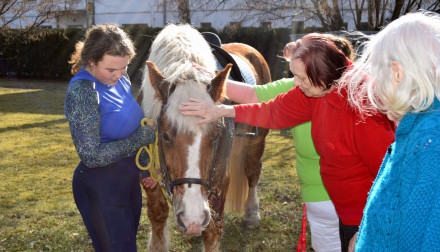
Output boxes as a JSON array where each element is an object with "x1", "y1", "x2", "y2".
[{"x1": 141, "y1": 23, "x2": 219, "y2": 134}]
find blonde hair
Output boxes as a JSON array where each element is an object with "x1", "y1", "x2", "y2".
[{"x1": 341, "y1": 11, "x2": 440, "y2": 119}]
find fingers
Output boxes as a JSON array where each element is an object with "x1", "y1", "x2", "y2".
[
  {"x1": 179, "y1": 99, "x2": 208, "y2": 117},
  {"x1": 141, "y1": 177, "x2": 157, "y2": 189},
  {"x1": 179, "y1": 98, "x2": 234, "y2": 125},
  {"x1": 149, "y1": 121, "x2": 157, "y2": 131},
  {"x1": 180, "y1": 98, "x2": 205, "y2": 110},
  {"x1": 180, "y1": 97, "x2": 203, "y2": 106}
]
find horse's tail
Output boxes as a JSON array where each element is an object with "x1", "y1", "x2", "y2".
[{"x1": 225, "y1": 137, "x2": 249, "y2": 212}]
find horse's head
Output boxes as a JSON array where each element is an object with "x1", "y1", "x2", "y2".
[
  {"x1": 144, "y1": 61, "x2": 233, "y2": 236},
  {"x1": 139, "y1": 23, "x2": 234, "y2": 236}
]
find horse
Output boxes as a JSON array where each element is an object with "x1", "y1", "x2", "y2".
[{"x1": 137, "y1": 23, "x2": 271, "y2": 251}]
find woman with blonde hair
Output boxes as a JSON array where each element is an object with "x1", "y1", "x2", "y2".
[{"x1": 341, "y1": 11, "x2": 440, "y2": 251}]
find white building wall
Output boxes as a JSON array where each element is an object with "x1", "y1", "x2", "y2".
[
  {"x1": 1, "y1": 0, "x2": 436, "y2": 30},
  {"x1": 94, "y1": 0, "x2": 157, "y2": 26},
  {"x1": 57, "y1": 12, "x2": 88, "y2": 28}
]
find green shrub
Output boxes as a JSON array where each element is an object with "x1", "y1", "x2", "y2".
[
  {"x1": 0, "y1": 28, "x2": 84, "y2": 79},
  {"x1": 0, "y1": 25, "x2": 297, "y2": 82}
]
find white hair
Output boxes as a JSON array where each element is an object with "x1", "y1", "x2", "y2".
[
  {"x1": 341, "y1": 11, "x2": 440, "y2": 119},
  {"x1": 140, "y1": 23, "x2": 218, "y2": 134}
]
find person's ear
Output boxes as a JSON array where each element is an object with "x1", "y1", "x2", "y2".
[{"x1": 391, "y1": 61, "x2": 405, "y2": 84}]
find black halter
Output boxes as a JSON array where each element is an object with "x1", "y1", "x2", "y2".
[{"x1": 157, "y1": 104, "x2": 234, "y2": 201}]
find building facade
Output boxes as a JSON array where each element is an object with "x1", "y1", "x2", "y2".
[{"x1": 1, "y1": 0, "x2": 437, "y2": 30}]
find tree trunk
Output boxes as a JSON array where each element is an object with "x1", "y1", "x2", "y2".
[
  {"x1": 391, "y1": 0, "x2": 404, "y2": 21},
  {"x1": 178, "y1": 0, "x2": 191, "y2": 24}
]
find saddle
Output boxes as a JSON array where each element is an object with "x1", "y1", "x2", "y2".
[
  {"x1": 202, "y1": 32, "x2": 259, "y2": 137},
  {"x1": 201, "y1": 32, "x2": 255, "y2": 85}
]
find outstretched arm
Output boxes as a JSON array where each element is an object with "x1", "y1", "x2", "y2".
[
  {"x1": 227, "y1": 78, "x2": 295, "y2": 104},
  {"x1": 226, "y1": 79, "x2": 259, "y2": 103},
  {"x1": 180, "y1": 98, "x2": 236, "y2": 124}
]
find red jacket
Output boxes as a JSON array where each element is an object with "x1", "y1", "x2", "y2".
[{"x1": 234, "y1": 85, "x2": 395, "y2": 225}]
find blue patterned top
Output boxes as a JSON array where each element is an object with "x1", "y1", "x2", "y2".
[{"x1": 64, "y1": 68, "x2": 155, "y2": 168}]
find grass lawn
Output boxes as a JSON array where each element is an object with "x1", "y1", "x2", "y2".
[{"x1": 0, "y1": 77, "x2": 310, "y2": 251}]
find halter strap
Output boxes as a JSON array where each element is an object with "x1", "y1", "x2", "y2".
[{"x1": 157, "y1": 103, "x2": 234, "y2": 201}]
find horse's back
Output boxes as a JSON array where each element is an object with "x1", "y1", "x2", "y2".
[{"x1": 219, "y1": 42, "x2": 271, "y2": 215}]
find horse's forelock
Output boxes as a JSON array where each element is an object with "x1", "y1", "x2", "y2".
[
  {"x1": 148, "y1": 23, "x2": 217, "y2": 84},
  {"x1": 141, "y1": 23, "x2": 220, "y2": 132},
  {"x1": 165, "y1": 83, "x2": 215, "y2": 135}
]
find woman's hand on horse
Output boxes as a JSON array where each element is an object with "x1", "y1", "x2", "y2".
[{"x1": 180, "y1": 98, "x2": 236, "y2": 125}]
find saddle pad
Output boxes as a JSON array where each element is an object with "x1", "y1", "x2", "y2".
[
  {"x1": 229, "y1": 53, "x2": 256, "y2": 85},
  {"x1": 208, "y1": 44, "x2": 255, "y2": 85}
]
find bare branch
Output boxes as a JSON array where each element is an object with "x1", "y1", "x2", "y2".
[
  {"x1": 164, "y1": 0, "x2": 436, "y2": 32},
  {"x1": 0, "y1": 0, "x2": 82, "y2": 30}
]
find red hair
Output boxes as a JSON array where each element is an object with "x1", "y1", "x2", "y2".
[{"x1": 284, "y1": 33, "x2": 348, "y2": 90}]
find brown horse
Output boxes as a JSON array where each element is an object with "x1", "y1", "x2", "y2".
[{"x1": 138, "y1": 23, "x2": 271, "y2": 251}]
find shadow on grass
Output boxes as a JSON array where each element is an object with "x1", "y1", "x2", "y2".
[
  {"x1": 0, "y1": 90, "x2": 65, "y2": 115},
  {"x1": 0, "y1": 118, "x2": 67, "y2": 133},
  {"x1": 0, "y1": 76, "x2": 70, "y2": 91}
]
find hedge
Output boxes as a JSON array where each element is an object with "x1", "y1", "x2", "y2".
[{"x1": 0, "y1": 25, "x2": 292, "y2": 84}]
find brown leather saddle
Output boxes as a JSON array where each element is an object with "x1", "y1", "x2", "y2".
[{"x1": 201, "y1": 32, "x2": 244, "y2": 82}]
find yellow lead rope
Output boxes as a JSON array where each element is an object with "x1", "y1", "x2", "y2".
[
  {"x1": 135, "y1": 118, "x2": 161, "y2": 182},
  {"x1": 136, "y1": 118, "x2": 172, "y2": 207}
]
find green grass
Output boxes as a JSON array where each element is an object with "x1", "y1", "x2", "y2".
[{"x1": 0, "y1": 77, "x2": 311, "y2": 251}]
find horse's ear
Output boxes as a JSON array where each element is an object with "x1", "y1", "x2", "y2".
[
  {"x1": 146, "y1": 61, "x2": 170, "y2": 104},
  {"x1": 209, "y1": 63, "x2": 232, "y2": 102}
]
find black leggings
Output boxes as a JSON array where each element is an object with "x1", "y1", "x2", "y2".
[
  {"x1": 339, "y1": 219, "x2": 359, "y2": 252},
  {"x1": 72, "y1": 156, "x2": 142, "y2": 252}
]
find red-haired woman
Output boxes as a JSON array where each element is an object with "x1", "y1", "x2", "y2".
[{"x1": 180, "y1": 33, "x2": 395, "y2": 252}]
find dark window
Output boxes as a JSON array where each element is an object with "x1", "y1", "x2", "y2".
[
  {"x1": 291, "y1": 21, "x2": 304, "y2": 33},
  {"x1": 360, "y1": 22, "x2": 369, "y2": 31},
  {"x1": 260, "y1": 22, "x2": 271, "y2": 29},
  {"x1": 200, "y1": 22, "x2": 211, "y2": 29}
]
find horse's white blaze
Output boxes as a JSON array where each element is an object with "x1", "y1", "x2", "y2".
[{"x1": 182, "y1": 131, "x2": 209, "y2": 226}]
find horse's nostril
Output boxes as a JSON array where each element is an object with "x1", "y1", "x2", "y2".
[
  {"x1": 176, "y1": 212, "x2": 187, "y2": 233},
  {"x1": 202, "y1": 209, "x2": 210, "y2": 227}
]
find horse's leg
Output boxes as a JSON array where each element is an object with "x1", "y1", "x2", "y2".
[
  {"x1": 242, "y1": 129, "x2": 268, "y2": 228},
  {"x1": 143, "y1": 184, "x2": 170, "y2": 252},
  {"x1": 201, "y1": 178, "x2": 229, "y2": 252},
  {"x1": 201, "y1": 219, "x2": 222, "y2": 252}
]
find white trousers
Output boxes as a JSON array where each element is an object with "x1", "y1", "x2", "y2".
[{"x1": 305, "y1": 200, "x2": 341, "y2": 252}]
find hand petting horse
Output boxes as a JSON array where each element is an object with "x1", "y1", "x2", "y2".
[{"x1": 137, "y1": 23, "x2": 271, "y2": 252}]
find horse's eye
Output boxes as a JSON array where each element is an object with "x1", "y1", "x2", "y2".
[{"x1": 162, "y1": 133, "x2": 170, "y2": 143}]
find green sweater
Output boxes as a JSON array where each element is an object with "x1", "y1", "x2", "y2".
[{"x1": 254, "y1": 78, "x2": 330, "y2": 202}]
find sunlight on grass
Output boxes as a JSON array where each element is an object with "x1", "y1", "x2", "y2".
[{"x1": 0, "y1": 78, "x2": 310, "y2": 251}]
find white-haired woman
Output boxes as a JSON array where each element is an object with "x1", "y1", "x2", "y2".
[{"x1": 341, "y1": 11, "x2": 440, "y2": 251}]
